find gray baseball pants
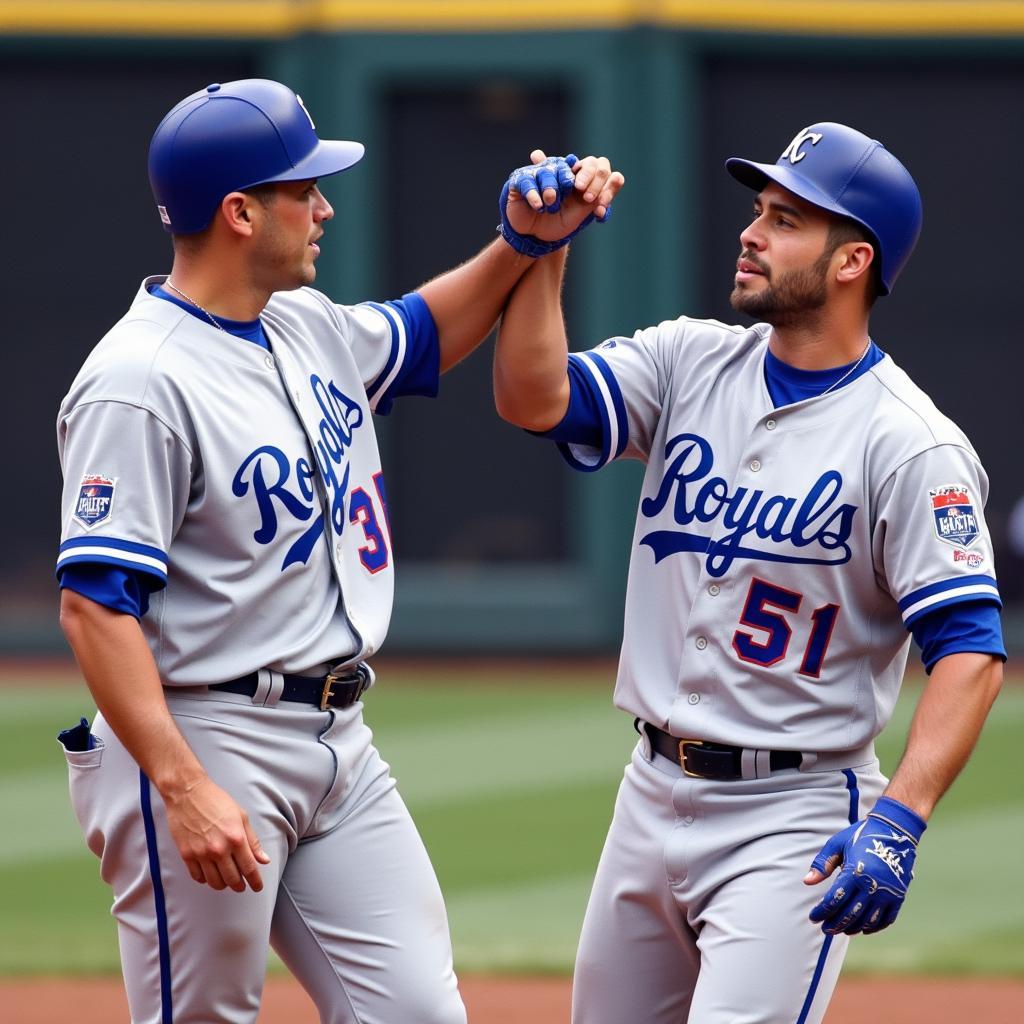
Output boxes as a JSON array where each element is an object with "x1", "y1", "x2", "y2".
[
  {"x1": 62, "y1": 687, "x2": 466, "y2": 1024},
  {"x1": 572, "y1": 739, "x2": 884, "y2": 1024}
]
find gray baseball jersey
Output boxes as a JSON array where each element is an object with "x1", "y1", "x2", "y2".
[
  {"x1": 560, "y1": 316, "x2": 999, "y2": 753},
  {"x1": 56, "y1": 279, "x2": 466, "y2": 1024},
  {"x1": 57, "y1": 277, "x2": 409, "y2": 683},
  {"x1": 552, "y1": 315, "x2": 1000, "y2": 1024}
]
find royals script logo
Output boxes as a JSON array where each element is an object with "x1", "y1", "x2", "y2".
[
  {"x1": 639, "y1": 433, "x2": 858, "y2": 577},
  {"x1": 232, "y1": 375, "x2": 363, "y2": 570}
]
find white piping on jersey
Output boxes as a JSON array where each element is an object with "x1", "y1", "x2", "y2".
[
  {"x1": 900, "y1": 581, "x2": 1001, "y2": 624},
  {"x1": 57, "y1": 544, "x2": 168, "y2": 576},
  {"x1": 575, "y1": 352, "x2": 618, "y2": 465},
  {"x1": 365, "y1": 304, "x2": 407, "y2": 412}
]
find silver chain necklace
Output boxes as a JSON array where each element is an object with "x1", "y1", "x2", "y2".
[
  {"x1": 164, "y1": 280, "x2": 225, "y2": 332},
  {"x1": 819, "y1": 341, "x2": 871, "y2": 398}
]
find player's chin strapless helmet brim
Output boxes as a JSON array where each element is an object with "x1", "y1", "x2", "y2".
[
  {"x1": 148, "y1": 79, "x2": 365, "y2": 235},
  {"x1": 725, "y1": 122, "x2": 923, "y2": 295}
]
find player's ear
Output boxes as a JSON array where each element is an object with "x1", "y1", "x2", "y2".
[
  {"x1": 834, "y1": 241, "x2": 875, "y2": 287},
  {"x1": 219, "y1": 192, "x2": 257, "y2": 238}
]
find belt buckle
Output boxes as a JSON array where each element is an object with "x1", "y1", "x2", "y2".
[
  {"x1": 320, "y1": 663, "x2": 368, "y2": 711},
  {"x1": 677, "y1": 739, "x2": 704, "y2": 778},
  {"x1": 320, "y1": 671, "x2": 341, "y2": 711}
]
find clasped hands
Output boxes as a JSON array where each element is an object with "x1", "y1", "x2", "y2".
[{"x1": 499, "y1": 150, "x2": 625, "y2": 257}]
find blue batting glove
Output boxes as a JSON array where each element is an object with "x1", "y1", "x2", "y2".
[
  {"x1": 808, "y1": 796, "x2": 926, "y2": 935},
  {"x1": 500, "y1": 153, "x2": 606, "y2": 257},
  {"x1": 509, "y1": 154, "x2": 576, "y2": 213}
]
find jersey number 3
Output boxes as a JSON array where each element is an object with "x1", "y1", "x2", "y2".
[
  {"x1": 349, "y1": 472, "x2": 391, "y2": 574},
  {"x1": 732, "y1": 577, "x2": 840, "y2": 677}
]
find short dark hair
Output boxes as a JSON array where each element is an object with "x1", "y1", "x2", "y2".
[
  {"x1": 826, "y1": 217, "x2": 882, "y2": 306},
  {"x1": 171, "y1": 182, "x2": 279, "y2": 252},
  {"x1": 241, "y1": 182, "x2": 279, "y2": 207}
]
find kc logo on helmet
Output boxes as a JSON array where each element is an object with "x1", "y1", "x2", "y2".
[
  {"x1": 74, "y1": 474, "x2": 116, "y2": 529},
  {"x1": 781, "y1": 127, "x2": 823, "y2": 165},
  {"x1": 929, "y1": 485, "x2": 979, "y2": 548}
]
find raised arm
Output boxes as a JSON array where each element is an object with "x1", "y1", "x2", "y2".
[
  {"x1": 493, "y1": 248, "x2": 573, "y2": 432},
  {"x1": 419, "y1": 151, "x2": 624, "y2": 374},
  {"x1": 417, "y1": 237, "x2": 534, "y2": 374}
]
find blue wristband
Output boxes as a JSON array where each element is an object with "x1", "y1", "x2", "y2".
[{"x1": 868, "y1": 795, "x2": 927, "y2": 843}]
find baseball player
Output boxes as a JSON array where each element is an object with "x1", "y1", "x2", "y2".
[
  {"x1": 54, "y1": 78, "x2": 622, "y2": 1024},
  {"x1": 493, "y1": 122, "x2": 1005, "y2": 1023}
]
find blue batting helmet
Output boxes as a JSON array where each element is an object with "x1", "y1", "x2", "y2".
[
  {"x1": 725, "y1": 122, "x2": 922, "y2": 295},
  {"x1": 148, "y1": 79, "x2": 365, "y2": 235}
]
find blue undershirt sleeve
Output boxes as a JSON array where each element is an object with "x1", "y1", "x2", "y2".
[
  {"x1": 58, "y1": 564, "x2": 158, "y2": 619},
  {"x1": 910, "y1": 599, "x2": 1006, "y2": 673}
]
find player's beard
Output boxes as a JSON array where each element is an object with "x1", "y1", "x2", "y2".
[{"x1": 730, "y1": 248, "x2": 830, "y2": 327}]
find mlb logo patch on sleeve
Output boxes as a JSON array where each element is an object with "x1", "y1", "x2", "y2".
[
  {"x1": 929, "y1": 484, "x2": 979, "y2": 548},
  {"x1": 74, "y1": 474, "x2": 116, "y2": 528}
]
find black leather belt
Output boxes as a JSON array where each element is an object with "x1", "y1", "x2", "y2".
[
  {"x1": 643, "y1": 722, "x2": 801, "y2": 780},
  {"x1": 210, "y1": 663, "x2": 370, "y2": 711}
]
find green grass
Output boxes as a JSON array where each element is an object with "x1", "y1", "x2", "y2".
[{"x1": 2, "y1": 667, "x2": 1022, "y2": 976}]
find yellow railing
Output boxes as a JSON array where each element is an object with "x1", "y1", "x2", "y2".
[{"x1": 2, "y1": 0, "x2": 1023, "y2": 36}]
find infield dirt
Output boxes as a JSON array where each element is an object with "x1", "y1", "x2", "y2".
[{"x1": 3, "y1": 974, "x2": 1023, "y2": 1023}]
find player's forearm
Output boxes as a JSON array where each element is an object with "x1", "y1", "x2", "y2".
[
  {"x1": 493, "y1": 250, "x2": 572, "y2": 431},
  {"x1": 883, "y1": 652, "x2": 1002, "y2": 820},
  {"x1": 59, "y1": 589, "x2": 207, "y2": 798},
  {"x1": 418, "y1": 237, "x2": 535, "y2": 373}
]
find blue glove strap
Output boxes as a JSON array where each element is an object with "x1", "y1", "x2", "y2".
[
  {"x1": 498, "y1": 153, "x2": 608, "y2": 257},
  {"x1": 868, "y1": 796, "x2": 927, "y2": 843}
]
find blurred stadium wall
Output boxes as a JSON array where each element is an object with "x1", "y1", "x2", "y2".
[{"x1": 3, "y1": 1, "x2": 1021, "y2": 654}]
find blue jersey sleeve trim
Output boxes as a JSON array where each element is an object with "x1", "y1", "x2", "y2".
[
  {"x1": 587, "y1": 351, "x2": 629, "y2": 459},
  {"x1": 365, "y1": 292, "x2": 440, "y2": 415},
  {"x1": 910, "y1": 599, "x2": 1006, "y2": 672},
  {"x1": 534, "y1": 357, "x2": 604, "y2": 447},
  {"x1": 58, "y1": 564, "x2": 158, "y2": 619},
  {"x1": 364, "y1": 301, "x2": 403, "y2": 408},
  {"x1": 898, "y1": 574, "x2": 1000, "y2": 626},
  {"x1": 552, "y1": 351, "x2": 628, "y2": 473},
  {"x1": 56, "y1": 536, "x2": 168, "y2": 582}
]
